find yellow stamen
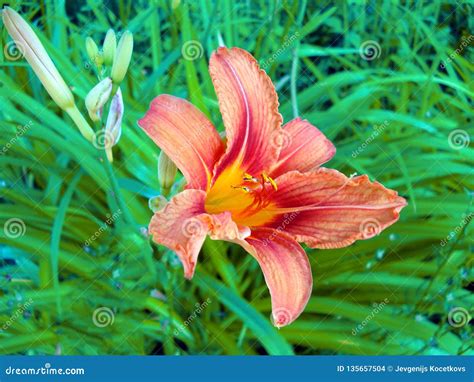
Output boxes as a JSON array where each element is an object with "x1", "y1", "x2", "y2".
[
  {"x1": 243, "y1": 173, "x2": 258, "y2": 182},
  {"x1": 205, "y1": 168, "x2": 279, "y2": 226},
  {"x1": 262, "y1": 172, "x2": 278, "y2": 191},
  {"x1": 231, "y1": 185, "x2": 251, "y2": 193}
]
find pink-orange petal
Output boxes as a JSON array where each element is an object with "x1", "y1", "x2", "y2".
[
  {"x1": 149, "y1": 190, "x2": 251, "y2": 279},
  {"x1": 149, "y1": 190, "x2": 208, "y2": 279},
  {"x1": 242, "y1": 228, "x2": 312, "y2": 328},
  {"x1": 270, "y1": 118, "x2": 336, "y2": 178},
  {"x1": 201, "y1": 211, "x2": 251, "y2": 242},
  {"x1": 209, "y1": 47, "x2": 283, "y2": 181},
  {"x1": 265, "y1": 168, "x2": 407, "y2": 249},
  {"x1": 138, "y1": 95, "x2": 224, "y2": 191}
]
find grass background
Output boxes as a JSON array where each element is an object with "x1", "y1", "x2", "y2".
[{"x1": 0, "y1": 0, "x2": 472, "y2": 355}]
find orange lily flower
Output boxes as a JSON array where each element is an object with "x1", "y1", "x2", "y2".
[{"x1": 138, "y1": 47, "x2": 407, "y2": 327}]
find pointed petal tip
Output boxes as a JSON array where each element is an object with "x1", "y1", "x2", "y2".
[
  {"x1": 271, "y1": 308, "x2": 295, "y2": 328},
  {"x1": 211, "y1": 46, "x2": 256, "y2": 64},
  {"x1": 245, "y1": 229, "x2": 312, "y2": 328},
  {"x1": 183, "y1": 267, "x2": 195, "y2": 280}
]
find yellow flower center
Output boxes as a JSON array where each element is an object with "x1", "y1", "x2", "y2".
[{"x1": 204, "y1": 165, "x2": 278, "y2": 227}]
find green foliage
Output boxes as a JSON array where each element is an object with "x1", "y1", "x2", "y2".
[{"x1": 0, "y1": 0, "x2": 472, "y2": 355}]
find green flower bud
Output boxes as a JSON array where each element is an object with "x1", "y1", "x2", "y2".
[
  {"x1": 85, "y1": 37, "x2": 102, "y2": 66},
  {"x1": 110, "y1": 31, "x2": 133, "y2": 86},
  {"x1": 148, "y1": 195, "x2": 168, "y2": 213},
  {"x1": 158, "y1": 151, "x2": 177, "y2": 195},
  {"x1": 2, "y1": 7, "x2": 94, "y2": 141},
  {"x1": 103, "y1": 29, "x2": 116, "y2": 66},
  {"x1": 2, "y1": 7, "x2": 75, "y2": 110},
  {"x1": 104, "y1": 88, "x2": 123, "y2": 146},
  {"x1": 85, "y1": 77, "x2": 112, "y2": 122}
]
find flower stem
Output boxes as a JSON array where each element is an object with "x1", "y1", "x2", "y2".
[
  {"x1": 65, "y1": 105, "x2": 95, "y2": 142},
  {"x1": 100, "y1": 147, "x2": 134, "y2": 227}
]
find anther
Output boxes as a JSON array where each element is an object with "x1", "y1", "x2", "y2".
[
  {"x1": 231, "y1": 185, "x2": 251, "y2": 193},
  {"x1": 243, "y1": 173, "x2": 258, "y2": 183},
  {"x1": 262, "y1": 172, "x2": 278, "y2": 191}
]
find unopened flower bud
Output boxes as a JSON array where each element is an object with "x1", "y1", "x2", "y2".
[
  {"x1": 2, "y1": 7, "x2": 94, "y2": 141},
  {"x1": 148, "y1": 195, "x2": 168, "y2": 213},
  {"x1": 158, "y1": 151, "x2": 177, "y2": 194},
  {"x1": 103, "y1": 29, "x2": 116, "y2": 66},
  {"x1": 2, "y1": 7, "x2": 74, "y2": 110},
  {"x1": 110, "y1": 31, "x2": 133, "y2": 87},
  {"x1": 105, "y1": 88, "x2": 123, "y2": 145},
  {"x1": 85, "y1": 78, "x2": 112, "y2": 121},
  {"x1": 101, "y1": 88, "x2": 123, "y2": 162},
  {"x1": 85, "y1": 37, "x2": 103, "y2": 66}
]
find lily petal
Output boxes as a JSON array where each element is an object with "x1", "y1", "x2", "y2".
[
  {"x1": 149, "y1": 190, "x2": 250, "y2": 279},
  {"x1": 138, "y1": 95, "x2": 224, "y2": 191},
  {"x1": 270, "y1": 118, "x2": 336, "y2": 178},
  {"x1": 242, "y1": 228, "x2": 312, "y2": 328},
  {"x1": 209, "y1": 47, "x2": 282, "y2": 182},
  {"x1": 105, "y1": 87, "x2": 124, "y2": 146},
  {"x1": 149, "y1": 189, "x2": 208, "y2": 279},
  {"x1": 264, "y1": 168, "x2": 407, "y2": 248}
]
